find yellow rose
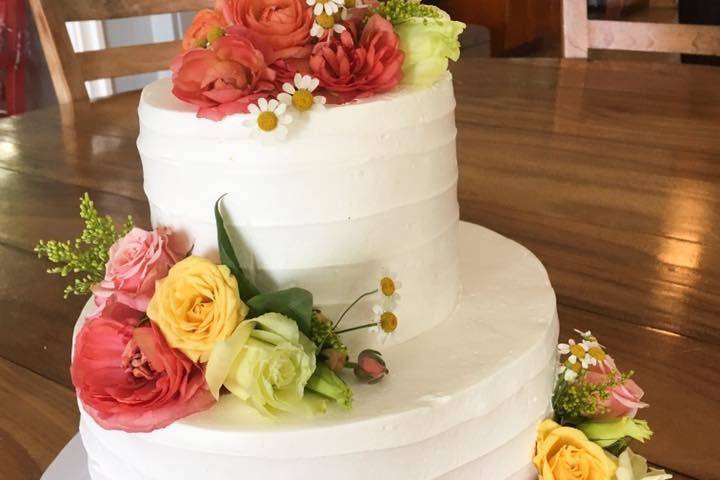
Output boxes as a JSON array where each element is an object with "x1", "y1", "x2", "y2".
[
  {"x1": 534, "y1": 420, "x2": 617, "y2": 480},
  {"x1": 147, "y1": 256, "x2": 247, "y2": 362}
]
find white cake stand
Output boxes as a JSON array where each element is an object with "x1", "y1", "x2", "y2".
[
  {"x1": 43, "y1": 222, "x2": 558, "y2": 480},
  {"x1": 41, "y1": 434, "x2": 89, "y2": 480}
]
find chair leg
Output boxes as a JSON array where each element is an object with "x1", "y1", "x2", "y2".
[{"x1": 5, "y1": 0, "x2": 25, "y2": 115}]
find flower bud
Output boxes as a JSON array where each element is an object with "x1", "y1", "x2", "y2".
[
  {"x1": 577, "y1": 418, "x2": 653, "y2": 448},
  {"x1": 354, "y1": 349, "x2": 389, "y2": 384},
  {"x1": 323, "y1": 348, "x2": 348, "y2": 373},
  {"x1": 306, "y1": 364, "x2": 353, "y2": 408}
]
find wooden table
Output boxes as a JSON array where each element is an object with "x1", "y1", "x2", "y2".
[{"x1": 2, "y1": 58, "x2": 718, "y2": 480}]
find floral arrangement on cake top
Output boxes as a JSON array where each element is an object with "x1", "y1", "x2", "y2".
[
  {"x1": 172, "y1": 0, "x2": 465, "y2": 131},
  {"x1": 36, "y1": 194, "x2": 398, "y2": 432},
  {"x1": 534, "y1": 330, "x2": 672, "y2": 480}
]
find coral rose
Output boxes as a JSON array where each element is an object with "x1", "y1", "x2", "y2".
[
  {"x1": 71, "y1": 301, "x2": 215, "y2": 433},
  {"x1": 309, "y1": 14, "x2": 404, "y2": 103},
  {"x1": 534, "y1": 420, "x2": 617, "y2": 480},
  {"x1": 92, "y1": 227, "x2": 185, "y2": 312},
  {"x1": 147, "y1": 256, "x2": 247, "y2": 363},
  {"x1": 171, "y1": 26, "x2": 277, "y2": 120},
  {"x1": 182, "y1": 9, "x2": 228, "y2": 50},
  {"x1": 217, "y1": 0, "x2": 313, "y2": 60},
  {"x1": 585, "y1": 356, "x2": 648, "y2": 419}
]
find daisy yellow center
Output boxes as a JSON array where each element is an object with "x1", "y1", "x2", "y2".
[
  {"x1": 316, "y1": 13, "x2": 335, "y2": 29},
  {"x1": 292, "y1": 89, "x2": 315, "y2": 112},
  {"x1": 588, "y1": 346, "x2": 606, "y2": 361},
  {"x1": 380, "y1": 277, "x2": 396, "y2": 296},
  {"x1": 380, "y1": 312, "x2": 398, "y2": 333},
  {"x1": 565, "y1": 361, "x2": 582, "y2": 373},
  {"x1": 257, "y1": 111, "x2": 278, "y2": 132},
  {"x1": 570, "y1": 344, "x2": 586, "y2": 359}
]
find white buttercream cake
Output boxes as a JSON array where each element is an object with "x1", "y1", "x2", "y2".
[{"x1": 74, "y1": 72, "x2": 559, "y2": 479}]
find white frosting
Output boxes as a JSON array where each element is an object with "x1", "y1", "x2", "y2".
[
  {"x1": 138, "y1": 74, "x2": 460, "y2": 349},
  {"x1": 77, "y1": 222, "x2": 559, "y2": 480}
]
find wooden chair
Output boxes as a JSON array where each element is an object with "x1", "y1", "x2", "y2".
[
  {"x1": 28, "y1": 0, "x2": 212, "y2": 104},
  {"x1": 563, "y1": 0, "x2": 720, "y2": 58},
  {"x1": 0, "y1": 0, "x2": 26, "y2": 115}
]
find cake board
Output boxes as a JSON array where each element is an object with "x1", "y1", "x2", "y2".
[{"x1": 46, "y1": 222, "x2": 558, "y2": 480}]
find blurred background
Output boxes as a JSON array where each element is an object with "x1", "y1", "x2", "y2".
[{"x1": 3, "y1": 0, "x2": 718, "y2": 115}]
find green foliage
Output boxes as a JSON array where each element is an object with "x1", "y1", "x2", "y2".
[
  {"x1": 370, "y1": 0, "x2": 440, "y2": 24},
  {"x1": 34, "y1": 193, "x2": 133, "y2": 298},
  {"x1": 247, "y1": 288, "x2": 314, "y2": 337},
  {"x1": 214, "y1": 197, "x2": 260, "y2": 301},
  {"x1": 552, "y1": 370, "x2": 632, "y2": 425},
  {"x1": 310, "y1": 309, "x2": 348, "y2": 353}
]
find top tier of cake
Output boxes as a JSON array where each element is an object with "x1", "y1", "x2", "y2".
[{"x1": 137, "y1": 73, "x2": 460, "y2": 349}]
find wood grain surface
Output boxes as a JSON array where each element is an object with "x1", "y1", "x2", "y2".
[{"x1": 1, "y1": 58, "x2": 719, "y2": 479}]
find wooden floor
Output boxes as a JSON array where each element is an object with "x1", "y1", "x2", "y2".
[{"x1": 1, "y1": 57, "x2": 719, "y2": 479}]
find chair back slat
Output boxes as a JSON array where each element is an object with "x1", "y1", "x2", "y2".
[
  {"x1": 28, "y1": 0, "x2": 211, "y2": 103},
  {"x1": 78, "y1": 41, "x2": 183, "y2": 81},
  {"x1": 589, "y1": 20, "x2": 720, "y2": 56},
  {"x1": 562, "y1": 0, "x2": 720, "y2": 58},
  {"x1": 562, "y1": 0, "x2": 589, "y2": 57},
  {"x1": 62, "y1": 0, "x2": 213, "y2": 21}
]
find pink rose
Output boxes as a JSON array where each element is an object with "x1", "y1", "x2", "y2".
[
  {"x1": 71, "y1": 301, "x2": 216, "y2": 433},
  {"x1": 92, "y1": 227, "x2": 184, "y2": 312},
  {"x1": 585, "y1": 355, "x2": 648, "y2": 419},
  {"x1": 171, "y1": 26, "x2": 277, "y2": 120},
  {"x1": 310, "y1": 14, "x2": 404, "y2": 103},
  {"x1": 182, "y1": 9, "x2": 228, "y2": 50},
  {"x1": 217, "y1": 0, "x2": 313, "y2": 60}
]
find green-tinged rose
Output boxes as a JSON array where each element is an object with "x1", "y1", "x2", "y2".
[
  {"x1": 306, "y1": 364, "x2": 353, "y2": 408},
  {"x1": 205, "y1": 313, "x2": 317, "y2": 417},
  {"x1": 578, "y1": 418, "x2": 653, "y2": 448},
  {"x1": 395, "y1": 6, "x2": 466, "y2": 87},
  {"x1": 611, "y1": 448, "x2": 673, "y2": 480}
]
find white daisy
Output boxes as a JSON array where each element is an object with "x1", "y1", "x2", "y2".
[
  {"x1": 378, "y1": 268, "x2": 402, "y2": 307},
  {"x1": 278, "y1": 74, "x2": 326, "y2": 113},
  {"x1": 243, "y1": 98, "x2": 292, "y2": 142},
  {"x1": 558, "y1": 337, "x2": 597, "y2": 370},
  {"x1": 574, "y1": 329, "x2": 597, "y2": 341},
  {"x1": 311, "y1": 12, "x2": 347, "y2": 38},
  {"x1": 559, "y1": 364, "x2": 579, "y2": 383},
  {"x1": 557, "y1": 338, "x2": 575, "y2": 355},
  {"x1": 370, "y1": 304, "x2": 398, "y2": 343},
  {"x1": 307, "y1": 0, "x2": 344, "y2": 16}
]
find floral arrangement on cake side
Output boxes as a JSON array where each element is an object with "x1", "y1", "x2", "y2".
[
  {"x1": 534, "y1": 330, "x2": 672, "y2": 480},
  {"x1": 171, "y1": 0, "x2": 465, "y2": 137},
  {"x1": 36, "y1": 194, "x2": 398, "y2": 432}
]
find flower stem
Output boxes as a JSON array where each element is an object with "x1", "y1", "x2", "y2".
[
  {"x1": 333, "y1": 289, "x2": 378, "y2": 329},
  {"x1": 335, "y1": 322, "x2": 379, "y2": 335}
]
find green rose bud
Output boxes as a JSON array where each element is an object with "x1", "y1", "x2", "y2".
[
  {"x1": 577, "y1": 418, "x2": 653, "y2": 448},
  {"x1": 205, "y1": 313, "x2": 317, "y2": 417},
  {"x1": 306, "y1": 364, "x2": 353, "y2": 408},
  {"x1": 394, "y1": 6, "x2": 466, "y2": 87}
]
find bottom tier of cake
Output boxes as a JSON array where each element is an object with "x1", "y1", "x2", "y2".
[{"x1": 75, "y1": 222, "x2": 559, "y2": 480}]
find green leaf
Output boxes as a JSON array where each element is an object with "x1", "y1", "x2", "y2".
[
  {"x1": 247, "y1": 288, "x2": 313, "y2": 336},
  {"x1": 214, "y1": 196, "x2": 260, "y2": 301}
]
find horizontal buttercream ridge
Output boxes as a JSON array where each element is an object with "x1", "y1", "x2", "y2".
[{"x1": 144, "y1": 176, "x2": 459, "y2": 228}]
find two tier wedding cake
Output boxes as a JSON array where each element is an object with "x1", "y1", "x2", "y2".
[{"x1": 41, "y1": 1, "x2": 668, "y2": 479}]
